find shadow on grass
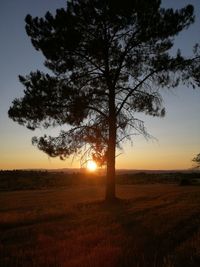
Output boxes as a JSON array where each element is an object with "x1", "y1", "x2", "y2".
[
  {"x1": 75, "y1": 197, "x2": 200, "y2": 267},
  {"x1": 1, "y1": 195, "x2": 200, "y2": 267}
]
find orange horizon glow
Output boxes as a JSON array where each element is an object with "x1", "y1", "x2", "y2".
[{"x1": 0, "y1": 141, "x2": 198, "y2": 171}]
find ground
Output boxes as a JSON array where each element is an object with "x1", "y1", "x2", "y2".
[{"x1": 0, "y1": 184, "x2": 200, "y2": 267}]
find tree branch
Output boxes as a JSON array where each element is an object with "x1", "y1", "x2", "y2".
[
  {"x1": 116, "y1": 55, "x2": 200, "y2": 117},
  {"x1": 116, "y1": 70, "x2": 158, "y2": 116},
  {"x1": 87, "y1": 105, "x2": 108, "y2": 119}
]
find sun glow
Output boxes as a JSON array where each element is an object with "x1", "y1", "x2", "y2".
[{"x1": 87, "y1": 160, "x2": 97, "y2": 172}]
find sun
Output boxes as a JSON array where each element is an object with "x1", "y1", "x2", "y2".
[{"x1": 87, "y1": 160, "x2": 97, "y2": 172}]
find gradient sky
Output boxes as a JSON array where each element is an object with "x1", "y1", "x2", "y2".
[{"x1": 0, "y1": 0, "x2": 200, "y2": 170}]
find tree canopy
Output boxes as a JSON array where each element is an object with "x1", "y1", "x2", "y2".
[
  {"x1": 192, "y1": 153, "x2": 200, "y2": 168},
  {"x1": 8, "y1": 0, "x2": 200, "y2": 200}
]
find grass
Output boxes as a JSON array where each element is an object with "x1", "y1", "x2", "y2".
[{"x1": 0, "y1": 184, "x2": 200, "y2": 266}]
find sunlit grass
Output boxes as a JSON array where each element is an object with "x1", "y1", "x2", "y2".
[{"x1": 0, "y1": 184, "x2": 200, "y2": 266}]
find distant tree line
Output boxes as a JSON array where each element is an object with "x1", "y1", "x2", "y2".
[{"x1": 0, "y1": 170, "x2": 199, "y2": 191}]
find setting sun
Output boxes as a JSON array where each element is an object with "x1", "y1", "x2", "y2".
[{"x1": 87, "y1": 160, "x2": 97, "y2": 172}]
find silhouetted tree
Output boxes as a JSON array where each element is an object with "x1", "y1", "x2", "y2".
[
  {"x1": 192, "y1": 153, "x2": 200, "y2": 168},
  {"x1": 9, "y1": 0, "x2": 200, "y2": 200}
]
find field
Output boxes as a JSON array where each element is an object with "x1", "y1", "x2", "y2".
[{"x1": 0, "y1": 173, "x2": 200, "y2": 267}]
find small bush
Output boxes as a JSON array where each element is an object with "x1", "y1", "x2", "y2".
[{"x1": 179, "y1": 178, "x2": 192, "y2": 186}]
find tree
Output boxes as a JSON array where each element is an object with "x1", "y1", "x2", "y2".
[
  {"x1": 8, "y1": 0, "x2": 200, "y2": 201},
  {"x1": 192, "y1": 153, "x2": 200, "y2": 168}
]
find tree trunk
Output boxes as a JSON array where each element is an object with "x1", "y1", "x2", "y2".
[
  {"x1": 106, "y1": 122, "x2": 116, "y2": 201},
  {"x1": 105, "y1": 85, "x2": 117, "y2": 201}
]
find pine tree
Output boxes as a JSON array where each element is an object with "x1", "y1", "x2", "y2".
[{"x1": 9, "y1": 0, "x2": 199, "y2": 200}]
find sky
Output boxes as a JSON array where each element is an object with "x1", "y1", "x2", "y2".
[{"x1": 0, "y1": 0, "x2": 200, "y2": 170}]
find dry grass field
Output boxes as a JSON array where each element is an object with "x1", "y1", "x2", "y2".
[{"x1": 1, "y1": 183, "x2": 200, "y2": 267}]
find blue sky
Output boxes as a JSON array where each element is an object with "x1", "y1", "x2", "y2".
[{"x1": 0, "y1": 0, "x2": 200, "y2": 170}]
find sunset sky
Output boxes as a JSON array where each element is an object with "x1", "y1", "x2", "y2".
[{"x1": 0, "y1": 0, "x2": 200, "y2": 170}]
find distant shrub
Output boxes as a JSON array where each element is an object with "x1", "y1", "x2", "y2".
[{"x1": 179, "y1": 178, "x2": 192, "y2": 186}]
